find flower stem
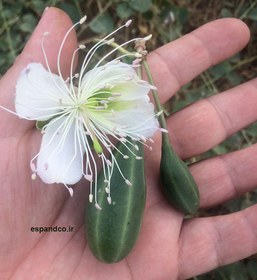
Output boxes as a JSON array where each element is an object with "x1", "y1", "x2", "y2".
[{"x1": 142, "y1": 60, "x2": 167, "y2": 130}]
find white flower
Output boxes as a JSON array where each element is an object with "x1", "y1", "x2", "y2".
[{"x1": 9, "y1": 17, "x2": 160, "y2": 206}]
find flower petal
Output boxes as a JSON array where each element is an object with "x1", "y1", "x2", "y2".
[
  {"x1": 88, "y1": 97, "x2": 159, "y2": 138},
  {"x1": 80, "y1": 61, "x2": 143, "y2": 98},
  {"x1": 15, "y1": 63, "x2": 71, "y2": 120},
  {"x1": 36, "y1": 115, "x2": 84, "y2": 185},
  {"x1": 111, "y1": 81, "x2": 151, "y2": 101}
]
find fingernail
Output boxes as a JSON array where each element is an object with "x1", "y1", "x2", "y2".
[{"x1": 43, "y1": 6, "x2": 49, "y2": 15}]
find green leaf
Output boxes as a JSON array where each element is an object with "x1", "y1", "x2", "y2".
[
  {"x1": 247, "y1": 259, "x2": 257, "y2": 279},
  {"x1": 57, "y1": 3, "x2": 81, "y2": 23},
  {"x1": 20, "y1": 14, "x2": 37, "y2": 33},
  {"x1": 116, "y1": 2, "x2": 134, "y2": 19},
  {"x1": 221, "y1": 8, "x2": 233, "y2": 18},
  {"x1": 209, "y1": 61, "x2": 232, "y2": 79},
  {"x1": 129, "y1": 0, "x2": 152, "y2": 13},
  {"x1": 89, "y1": 12, "x2": 114, "y2": 34},
  {"x1": 226, "y1": 71, "x2": 243, "y2": 86},
  {"x1": 31, "y1": 0, "x2": 46, "y2": 13},
  {"x1": 246, "y1": 122, "x2": 257, "y2": 137},
  {"x1": 247, "y1": 7, "x2": 257, "y2": 21}
]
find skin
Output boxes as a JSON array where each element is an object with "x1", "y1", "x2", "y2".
[{"x1": 0, "y1": 7, "x2": 256, "y2": 280}]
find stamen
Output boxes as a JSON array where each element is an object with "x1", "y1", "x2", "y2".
[
  {"x1": 125, "y1": 19, "x2": 132, "y2": 27},
  {"x1": 89, "y1": 193, "x2": 93, "y2": 203},
  {"x1": 107, "y1": 196, "x2": 112, "y2": 204},
  {"x1": 64, "y1": 184, "x2": 74, "y2": 197},
  {"x1": 149, "y1": 85, "x2": 158, "y2": 90},
  {"x1": 85, "y1": 174, "x2": 93, "y2": 182},
  {"x1": 144, "y1": 34, "x2": 152, "y2": 41},
  {"x1": 30, "y1": 162, "x2": 36, "y2": 172},
  {"x1": 160, "y1": 128, "x2": 169, "y2": 133},
  {"x1": 95, "y1": 203, "x2": 102, "y2": 210},
  {"x1": 125, "y1": 179, "x2": 132, "y2": 186},
  {"x1": 106, "y1": 159, "x2": 112, "y2": 167},
  {"x1": 79, "y1": 15, "x2": 87, "y2": 25}
]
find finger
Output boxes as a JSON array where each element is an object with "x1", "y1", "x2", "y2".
[
  {"x1": 0, "y1": 7, "x2": 77, "y2": 136},
  {"x1": 167, "y1": 78, "x2": 257, "y2": 159},
  {"x1": 190, "y1": 143, "x2": 257, "y2": 208},
  {"x1": 178, "y1": 204, "x2": 257, "y2": 279},
  {"x1": 147, "y1": 18, "x2": 250, "y2": 104}
]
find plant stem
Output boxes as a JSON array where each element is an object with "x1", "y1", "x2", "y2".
[{"x1": 142, "y1": 60, "x2": 167, "y2": 130}]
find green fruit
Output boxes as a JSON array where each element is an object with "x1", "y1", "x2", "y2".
[
  {"x1": 86, "y1": 141, "x2": 146, "y2": 263},
  {"x1": 160, "y1": 136, "x2": 200, "y2": 215}
]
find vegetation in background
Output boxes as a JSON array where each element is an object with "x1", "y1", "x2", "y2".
[{"x1": 1, "y1": 0, "x2": 257, "y2": 278}]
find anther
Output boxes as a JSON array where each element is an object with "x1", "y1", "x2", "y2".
[
  {"x1": 95, "y1": 203, "x2": 102, "y2": 210},
  {"x1": 31, "y1": 173, "x2": 37, "y2": 180},
  {"x1": 105, "y1": 187, "x2": 110, "y2": 193},
  {"x1": 160, "y1": 128, "x2": 169, "y2": 133},
  {"x1": 144, "y1": 34, "x2": 152, "y2": 41},
  {"x1": 79, "y1": 44, "x2": 86, "y2": 49},
  {"x1": 136, "y1": 156, "x2": 142, "y2": 160},
  {"x1": 125, "y1": 179, "x2": 132, "y2": 186},
  {"x1": 123, "y1": 155, "x2": 129, "y2": 159},
  {"x1": 84, "y1": 174, "x2": 93, "y2": 182},
  {"x1": 106, "y1": 160, "x2": 112, "y2": 167},
  {"x1": 43, "y1": 31, "x2": 50, "y2": 36},
  {"x1": 79, "y1": 15, "x2": 87, "y2": 25},
  {"x1": 89, "y1": 194, "x2": 93, "y2": 203},
  {"x1": 30, "y1": 162, "x2": 36, "y2": 172},
  {"x1": 134, "y1": 144, "x2": 139, "y2": 151},
  {"x1": 140, "y1": 136, "x2": 146, "y2": 142},
  {"x1": 107, "y1": 196, "x2": 112, "y2": 204},
  {"x1": 149, "y1": 85, "x2": 158, "y2": 90},
  {"x1": 125, "y1": 19, "x2": 132, "y2": 27},
  {"x1": 67, "y1": 186, "x2": 74, "y2": 197}
]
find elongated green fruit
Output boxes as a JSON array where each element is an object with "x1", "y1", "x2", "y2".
[
  {"x1": 160, "y1": 135, "x2": 200, "y2": 215},
  {"x1": 86, "y1": 141, "x2": 146, "y2": 263}
]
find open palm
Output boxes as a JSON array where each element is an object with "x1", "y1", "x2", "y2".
[{"x1": 1, "y1": 8, "x2": 257, "y2": 280}]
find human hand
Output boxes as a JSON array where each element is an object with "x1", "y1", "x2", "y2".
[{"x1": 0, "y1": 7, "x2": 256, "y2": 280}]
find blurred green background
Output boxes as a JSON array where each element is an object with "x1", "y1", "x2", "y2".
[{"x1": 1, "y1": 0, "x2": 257, "y2": 279}]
